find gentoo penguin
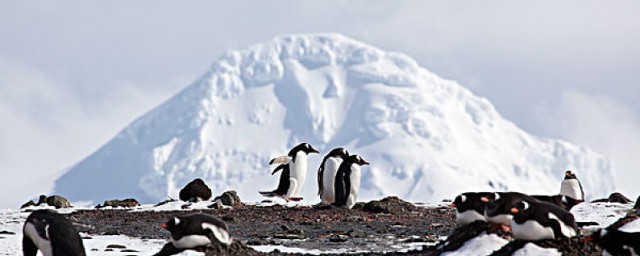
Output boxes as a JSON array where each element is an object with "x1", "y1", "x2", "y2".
[
  {"x1": 510, "y1": 200, "x2": 578, "y2": 241},
  {"x1": 560, "y1": 170, "x2": 585, "y2": 202},
  {"x1": 588, "y1": 213, "x2": 640, "y2": 256},
  {"x1": 318, "y1": 147, "x2": 350, "y2": 205},
  {"x1": 333, "y1": 155, "x2": 369, "y2": 209},
  {"x1": 22, "y1": 209, "x2": 86, "y2": 256},
  {"x1": 259, "y1": 143, "x2": 319, "y2": 202},
  {"x1": 481, "y1": 192, "x2": 538, "y2": 226},
  {"x1": 155, "y1": 213, "x2": 231, "y2": 256},
  {"x1": 531, "y1": 194, "x2": 581, "y2": 211},
  {"x1": 179, "y1": 178, "x2": 212, "y2": 202},
  {"x1": 450, "y1": 192, "x2": 492, "y2": 224}
]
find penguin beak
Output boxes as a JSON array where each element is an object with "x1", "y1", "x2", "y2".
[
  {"x1": 311, "y1": 148, "x2": 319, "y2": 154},
  {"x1": 510, "y1": 208, "x2": 519, "y2": 214},
  {"x1": 160, "y1": 223, "x2": 168, "y2": 229},
  {"x1": 362, "y1": 161, "x2": 370, "y2": 165},
  {"x1": 480, "y1": 197, "x2": 489, "y2": 203}
]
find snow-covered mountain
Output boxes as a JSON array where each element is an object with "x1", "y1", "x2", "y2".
[{"x1": 54, "y1": 33, "x2": 615, "y2": 205}]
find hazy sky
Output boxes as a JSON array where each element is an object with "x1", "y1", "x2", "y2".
[{"x1": 1, "y1": 1, "x2": 639, "y2": 208}]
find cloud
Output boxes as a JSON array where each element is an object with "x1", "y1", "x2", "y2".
[{"x1": 539, "y1": 90, "x2": 640, "y2": 199}]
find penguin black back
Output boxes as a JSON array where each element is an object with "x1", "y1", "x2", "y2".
[
  {"x1": 318, "y1": 147, "x2": 349, "y2": 196},
  {"x1": 23, "y1": 209, "x2": 86, "y2": 256},
  {"x1": 532, "y1": 194, "x2": 580, "y2": 211}
]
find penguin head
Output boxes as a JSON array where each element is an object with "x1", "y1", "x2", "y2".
[
  {"x1": 510, "y1": 201, "x2": 531, "y2": 216},
  {"x1": 349, "y1": 155, "x2": 370, "y2": 166},
  {"x1": 564, "y1": 170, "x2": 577, "y2": 179},
  {"x1": 160, "y1": 217, "x2": 183, "y2": 234},
  {"x1": 291, "y1": 143, "x2": 320, "y2": 155},
  {"x1": 450, "y1": 194, "x2": 468, "y2": 209},
  {"x1": 327, "y1": 147, "x2": 350, "y2": 159}
]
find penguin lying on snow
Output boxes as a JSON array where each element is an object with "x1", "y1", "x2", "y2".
[
  {"x1": 560, "y1": 170, "x2": 585, "y2": 202},
  {"x1": 481, "y1": 192, "x2": 538, "y2": 226},
  {"x1": 318, "y1": 147, "x2": 350, "y2": 205},
  {"x1": 587, "y1": 213, "x2": 640, "y2": 256},
  {"x1": 332, "y1": 155, "x2": 369, "y2": 209},
  {"x1": 154, "y1": 213, "x2": 231, "y2": 256},
  {"x1": 510, "y1": 200, "x2": 578, "y2": 241},
  {"x1": 450, "y1": 192, "x2": 492, "y2": 224},
  {"x1": 259, "y1": 143, "x2": 319, "y2": 202},
  {"x1": 531, "y1": 194, "x2": 581, "y2": 211},
  {"x1": 22, "y1": 209, "x2": 86, "y2": 256}
]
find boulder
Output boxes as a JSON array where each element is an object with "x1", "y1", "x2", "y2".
[
  {"x1": 179, "y1": 178, "x2": 212, "y2": 202},
  {"x1": 360, "y1": 196, "x2": 417, "y2": 214},
  {"x1": 214, "y1": 190, "x2": 243, "y2": 207},
  {"x1": 45, "y1": 195, "x2": 72, "y2": 209},
  {"x1": 96, "y1": 198, "x2": 140, "y2": 208}
]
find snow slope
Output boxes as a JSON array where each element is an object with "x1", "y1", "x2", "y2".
[{"x1": 54, "y1": 33, "x2": 615, "y2": 205}]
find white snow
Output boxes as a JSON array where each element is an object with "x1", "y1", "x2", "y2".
[
  {"x1": 53, "y1": 33, "x2": 615, "y2": 213},
  {"x1": 571, "y1": 202, "x2": 633, "y2": 230},
  {"x1": 512, "y1": 243, "x2": 562, "y2": 256},
  {"x1": 440, "y1": 233, "x2": 508, "y2": 256}
]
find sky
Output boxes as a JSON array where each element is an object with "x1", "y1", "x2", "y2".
[{"x1": 0, "y1": 1, "x2": 639, "y2": 208}]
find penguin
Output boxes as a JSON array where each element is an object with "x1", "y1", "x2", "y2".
[
  {"x1": 259, "y1": 142, "x2": 319, "y2": 202},
  {"x1": 332, "y1": 155, "x2": 369, "y2": 209},
  {"x1": 179, "y1": 178, "x2": 212, "y2": 202},
  {"x1": 450, "y1": 192, "x2": 492, "y2": 224},
  {"x1": 531, "y1": 194, "x2": 581, "y2": 211},
  {"x1": 155, "y1": 213, "x2": 231, "y2": 256},
  {"x1": 481, "y1": 192, "x2": 538, "y2": 226},
  {"x1": 317, "y1": 147, "x2": 350, "y2": 205},
  {"x1": 510, "y1": 200, "x2": 578, "y2": 241},
  {"x1": 588, "y1": 213, "x2": 640, "y2": 256},
  {"x1": 560, "y1": 170, "x2": 585, "y2": 202},
  {"x1": 22, "y1": 209, "x2": 86, "y2": 256}
]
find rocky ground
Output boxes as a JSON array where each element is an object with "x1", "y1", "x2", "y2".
[{"x1": 68, "y1": 197, "x2": 453, "y2": 255}]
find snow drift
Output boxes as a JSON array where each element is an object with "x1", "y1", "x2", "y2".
[{"x1": 54, "y1": 33, "x2": 615, "y2": 204}]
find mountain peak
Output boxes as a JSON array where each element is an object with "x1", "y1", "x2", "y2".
[{"x1": 55, "y1": 34, "x2": 614, "y2": 204}]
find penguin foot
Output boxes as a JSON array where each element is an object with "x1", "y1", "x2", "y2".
[{"x1": 289, "y1": 197, "x2": 303, "y2": 201}]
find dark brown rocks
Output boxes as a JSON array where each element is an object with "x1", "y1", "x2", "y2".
[
  {"x1": 179, "y1": 178, "x2": 212, "y2": 202},
  {"x1": 213, "y1": 190, "x2": 243, "y2": 207},
  {"x1": 360, "y1": 196, "x2": 418, "y2": 214},
  {"x1": 96, "y1": 199, "x2": 140, "y2": 209},
  {"x1": 21, "y1": 194, "x2": 72, "y2": 209}
]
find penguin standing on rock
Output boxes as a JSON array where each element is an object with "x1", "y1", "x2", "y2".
[
  {"x1": 450, "y1": 192, "x2": 492, "y2": 224},
  {"x1": 154, "y1": 213, "x2": 231, "y2": 256},
  {"x1": 560, "y1": 170, "x2": 585, "y2": 202},
  {"x1": 22, "y1": 209, "x2": 86, "y2": 256},
  {"x1": 318, "y1": 147, "x2": 350, "y2": 205},
  {"x1": 259, "y1": 143, "x2": 319, "y2": 202},
  {"x1": 333, "y1": 155, "x2": 369, "y2": 209},
  {"x1": 510, "y1": 200, "x2": 578, "y2": 241}
]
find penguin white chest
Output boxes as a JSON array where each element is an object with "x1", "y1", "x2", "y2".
[
  {"x1": 456, "y1": 210, "x2": 486, "y2": 224},
  {"x1": 560, "y1": 179, "x2": 583, "y2": 200},
  {"x1": 289, "y1": 151, "x2": 308, "y2": 196},
  {"x1": 24, "y1": 223, "x2": 53, "y2": 256},
  {"x1": 511, "y1": 220, "x2": 555, "y2": 241},
  {"x1": 346, "y1": 165, "x2": 362, "y2": 209},
  {"x1": 321, "y1": 158, "x2": 342, "y2": 204},
  {"x1": 485, "y1": 213, "x2": 513, "y2": 226}
]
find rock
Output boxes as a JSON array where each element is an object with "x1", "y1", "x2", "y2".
[
  {"x1": 20, "y1": 200, "x2": 36, "y2": 209},
  {"x1": 348, "y1": 229, "x2": 367, "y2": 238},
  {"x1": 0, "y1": 231, "x2": 15, "y2": 235},
  {"x1": 329, "y1": 234, "x2": 349, "y2": 242},
  {"x1": 106, "y1": 244, "x2": 126, "y2": 249},
  {"x1": 208, "y1": 201, "x2": 225, "y2": 209},
  {"x1": 179, "y1": 178, "x2": 212, "y2": 202},
  {"x1": 214, "y1": 190, "x2": 243, "y2": 207},
  {"x1": 204, "y1": 240, "x2": 264, "y2": 256},
  {"x1": 96, "y1": 198, "x2": 140, "y2": 209},
  {"x1": 592, "y1": 192, "x2": 633, "y2": 204},
  {"x1": 608, "y1": 192, "x2": 632, "y2": 204},
  {"x1": 361, "y1": 196, "x2": 417, "y2": 214},
  {"x1": 45, "y1": 195, "x2": 72, "y2": 209}
]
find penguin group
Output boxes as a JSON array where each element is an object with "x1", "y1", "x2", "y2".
[
  {"x1": 260, "y1": 143, "x2": 369, "y2": 209},
  {"x1": 451, "y1": 170, "x2": 585, "y2": 241}
]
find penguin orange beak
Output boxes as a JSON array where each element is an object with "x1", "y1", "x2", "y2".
[
  {"x1": 510, "y1": 208, "x2": 519, "y2": 214},
  {"x1": 160, "y1": 223, "x2": 168, "y2": 229},
  {"x1": 481, "y1": 197, "x2": 489, "y2": 203},
  {"x1": 362, "y1": 161, "x2": 370, "y2": 165}
]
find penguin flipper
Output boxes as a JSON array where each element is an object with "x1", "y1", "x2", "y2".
[
  {"x1": 333, "y1": 171, "x2": 346, "y2": 206},
  {"x1": 271, "y1": 165, "x2": 286, "y2": 175},
  {"x1": 153, "y1": 242, "x2": 185, "y2": 256},
  {"x1": 22, "y1": 235, "x2": 38, "y2": 256},
  {"x1": 259, "y1": 191, "x2": 277, "y2": 197},
  {"x1": 269, "y1": 156, "x2": 292, "y2": 165},
  {"x1": 318, "y1": 165, "x2": 324, "y2": 196}
]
